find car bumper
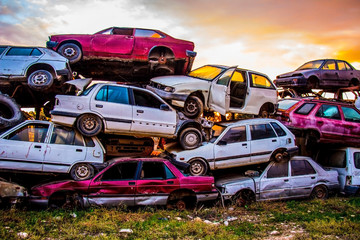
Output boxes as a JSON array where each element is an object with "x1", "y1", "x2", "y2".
[
  {"x1": 288, "y1": 146, "x2": 299, "y2": 157},
  {"x1": 29, "y1": 196, "x2": 49, "y2": 208},
  {"x1": 344, "y1": 185, "x2": 359, "y2": 196},
  {"x1": 46, "y1": 40, "x2": 58, "y2": 49},
  {"x1": 146, "y1": 85, "x2": 188, "y2": 102},
  {"x1": 196, "y1": 191, "x2": 219, "y2": 202},
  {"x1": 274, "y1": 77, "x2": 307, "y2": 87}
]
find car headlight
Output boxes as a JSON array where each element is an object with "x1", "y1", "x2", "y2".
[{"x1": 164, "y1": 86, "x2": 174, "y2": 92}]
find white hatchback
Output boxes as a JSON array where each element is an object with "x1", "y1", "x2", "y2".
[{"x1": 167, "y1": 118, "x2": 298, "y2": 176}]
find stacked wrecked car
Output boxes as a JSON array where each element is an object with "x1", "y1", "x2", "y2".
[{"x1": 0, "y1": 28, "x2": 359, "y2": 210}]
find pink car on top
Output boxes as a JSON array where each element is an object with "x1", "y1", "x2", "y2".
[
  {"x1": 30, "y1": 158, "x2": 218, "y2": 210},
  {"x1": 46, "y1": 27, "x2": 196, "y2": 75}
]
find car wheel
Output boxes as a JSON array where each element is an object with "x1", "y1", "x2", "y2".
[
  {"x1": 311, "y1": 185, "x2": 328, "y2": 199},
  {"x1": 27, "y1": 70, "x2": 54, "y2": 91},
  {"x1": 234, "y1": 190, "x2": 255, "y2": 207},
  {"x1": 307, "y1": 77, "x2": 318, "y2": 89},
  {"x1": 58, "y1": 43, "x2": 82, "y2": 64},
  {"x1": 70, "y1": 163, "x2": 94, "y2": 181},
  {"x1": 258, "y1": 106, "x2": 269, "y2": 118},
  {"x1": 50, "y1": 192, "x2": 83, "y2": 209},
  {"x1": 183, "y1": 96, "x2": 203, "y2": 119},
  {"x1": 175, "y1": 199, "x2": 187, "y2": 210},
  {"x1": 76, "y1": 114, "x2": 103, "y2": 137},
  {"x1": 0, "y1": 94, "x2": 22, "y2": 129},
  {"x1": 179, "y1": 127, "x2": 202, "y2": 150},
  {"x1": 189, "y1": 158, "x2": 208, "y2": 176}
]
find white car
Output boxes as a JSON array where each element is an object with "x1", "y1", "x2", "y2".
[
  {"x1": 0, "y1": 46, "x2": 72, "y2": 91},
  {"x1": 167, "y1": 118, "x2": 298, "y2": 176},
  {"x1": 51, "y1": 83, "x2": 206, "y2": 150},
  {"x1": 147, "y1": 65, "x2": 278, "y2": 118},
  {"x1": 0, "y1": 120, "x2": 105, "y2": 181},
  {"x1": 216, "y1": 157, "x2": 339, "y2": 206}
]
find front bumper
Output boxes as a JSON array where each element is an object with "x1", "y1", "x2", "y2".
[
  {"x1": 146, "y1": 85, "x2": 188, "y2": 102},
  {"x1": 29, "y1": 196, "x2": 49, "y2": 208},
  {"x1": 274, "y1": 77, "x2": 307, "y2": 88}
]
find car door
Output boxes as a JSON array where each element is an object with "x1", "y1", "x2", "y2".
[
  {"x1": 0, "y1": 47, "x2": 42, "y2": 76},
  {"x1": 91, "y1": 28, "x2": 135, "y2": 55},
  {"x1": 351, "y1": 151, "x2": 360, "y2": 187},
  {"x1": 249, "y1": 123, "x2": 280, "y2": 164},
  {"x1": 314, "y1": 104, "x2": 344, "y2": 140},
  {"x1": 320, "y1": 60, "x2": 339, "y2": 86},
  {"x1": 336, "y1": 60, "x2": 354, "y2": 86},
  {"x1": 42, "y1": 125, "x2": 87, "y2": 173},
  {"x1": 90, "y1": 85, "x2": 133, "y2": 132},
  {"x1": 213, "y1": 125, "x2": 251, "y2": 169},
  {"x1": 289, "y1": 159, "x2": 317, "y2": 197},
  {"x1": 259, "y1": 161, "x2": 291, "y2": 200},
  {"x1": 0, "y1": 122, "x2": 50, "y2": 171},
  {"x1": 208, "y1": 67, "x2": 237, "y2": 115},
  {"x1": 135, "y1": 161, "x2": 180, "y2": 206},
  {"x1": 86, "y1": 161, "x2": 138, "y2": 207},
  {"x1": 340, "y1": 106, "x2": 360, "y2": 141},
  {"x1": 131, "y1": 88, "x2": 177, "y2": 136}
]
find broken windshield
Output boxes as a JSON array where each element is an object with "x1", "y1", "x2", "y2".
[{"x1": 188, "y1": 65, "x2": 225, "y2": 81}]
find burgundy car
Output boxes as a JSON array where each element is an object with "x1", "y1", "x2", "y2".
[
  {"x1": 46, "y1": 27, "x2": 196, "y2": 75},
  {"x1": 30, "y1": 158, "x2": 218, "y2": 210},
  {"x1": 275, "y1": 98, "x2": 360, "y2": 147}
]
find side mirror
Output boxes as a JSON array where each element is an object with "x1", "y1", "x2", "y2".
[
  {"x1": 160, "y1": 104, "x2": 170, "y2": 111},
  {"x1": 217, "y1": 140, "x2": 227, "y2": 146}
]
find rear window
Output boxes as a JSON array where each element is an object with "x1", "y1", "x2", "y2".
[
  {"x1": 295, "y1": 103, "x2": 316, "y2": 115},
  {"x1": 354, "y1": 153, "x2": 360, "y2": 169},
  {"x1": 250, "y1": 123, "x2": 276, "y2": 140},
  {"x1": 342, "y1": 107, "x2": 360, "y2": 123},
  {"x1": 317, "y1": 150, "x2": 346, "y2": 168},
  {"x1": 0, "y1": 47, "x2": 7, "y2": 55},
  {"x1": 278, "y1": 100, "x2": 299, "y2": 110},
  {"x1": 270, "y1": 122, "x2": 286, "y2": 136}
]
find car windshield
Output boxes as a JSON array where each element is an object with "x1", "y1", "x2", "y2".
[
  {"x1": 296, "y1": 60, "x2": 324, "y2": 70},
  {"x1": 209, "y1": 124, "x2": 227, "y2": 143},
  {"x1": 79, "y1": 84, "x2": 97, "y2": 96},
  {"x1": 278, "y1": 99, "x2": 300, "y2": 110},
  {"x1": 188, "y1": 65, "x2": 226, "y2": 81}
]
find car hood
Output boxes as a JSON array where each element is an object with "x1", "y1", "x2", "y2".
[
  {"x1": 277, "y1": 69, "x2": 314, "y2": 78},
  {"x1": 215, "y1": 175, "x2": 254, "y2": 187},
  {"x1": 151, "y1": 75, "x2": 206, "y2": 87}
]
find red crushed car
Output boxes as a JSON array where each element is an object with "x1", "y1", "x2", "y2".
[
  {"x1": 46, "y1": 27, "x2": 196, "y2": 75},
  {"x1": 275, "y1": 98, "x2": 360, "y2": 147},
  {"x1": 30, "y1": 158, "x2": 218, "y2": 210}
]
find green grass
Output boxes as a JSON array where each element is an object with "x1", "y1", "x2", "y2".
[{"x1": 1, "y1": 197, "x2": 359, "y2": 239}]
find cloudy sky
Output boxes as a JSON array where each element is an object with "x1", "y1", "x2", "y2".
[{"x1": 1, "y1": 0, "x2": 360, "y2": 79}]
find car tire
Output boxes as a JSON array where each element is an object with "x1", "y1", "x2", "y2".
[
  {"x1": 27, "y1": 69, "x2": 54, "y2": 91},
  {"x1": 58, "y1": 43, "x2": 82, "y2": 64},
  {"x1": 179, "y1": 127, "x2": 202, "y2": 150},
  {"x1": 311, "y1": 185, "x2": 328, "y2": 199},
  {"x1": 70, "y1": 163, "x2": 94, "y2": 181},
  {"x1": 183, "y1": 96, "x2": 203, "y2": 119},
  {"x1": 175, "y1": 199, "x2": 187, "y2": 210},
  {"x1": 49, "y1": 192, "x2": 83, "y2": 209},
  {"x1": 189, "y1": 158, "x2": 208, "y2": 176},
  {"x1": 76, "y1": 114, "x2": 103, "y2": 137},
  {"x1": 258, "y1": 106, "x2": 270, "y2": 118},
  {"x1": 0, "y1": 94, "x2": 22, "y2": 129},
  {"x1": 234, "y1": 190, "x2": 255, "y2": 207}
]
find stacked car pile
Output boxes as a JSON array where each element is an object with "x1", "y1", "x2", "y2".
[{"x1": 0, "y1": 29, "x2": 359, "y2": 209}]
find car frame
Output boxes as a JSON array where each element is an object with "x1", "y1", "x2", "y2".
[
  {"x1": 274, "y1": 59, "x2": 360, "y2": 91},
  {"x1": 147, "y1": 64, "x2": 278, "y2": 118},
  {"x1": 30, "y1": 158, "x2": 219, "y2": 210},
  {"x1": 216, "y1": 156, "x2": 339, "y2": 206},
  {"x1": 166, "y1": 118, "x2": 298, "y2": 176},
  {"x1": 0, "y1": 120, "x2": 105, "y2": 181},
  {"x1": 0, "y1": 45, "x2": 72, "y2": 91},
  {"x1": 51, "y1": 82, "x2": 207, "y2": 150}
]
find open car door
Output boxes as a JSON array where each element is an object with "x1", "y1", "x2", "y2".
[{"x1": 208, "y1": 66, "x2": 237, "y2": 115}]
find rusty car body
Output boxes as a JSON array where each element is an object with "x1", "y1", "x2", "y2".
[
  {"x1": 0, "y1": 177, "x2": 27, "y2": 207},
  {"x1": 274, "y1": 59, "x2": 360, "y2": 92},
  {"x1": 167, "y1": 118, "x2": 298, "y2": 176},
  {"x1": 30, "y1": 158, "x2": 218, "y2": 209},
  {"x1": 275, "y1": 98, "x2": 360, "y2": 146},
  {"x1": 46, "y1": 27, "x2": 196, "y2": 75},
  {"x1": 216, "y1": 156, "x2": 339, "y2": 206},
  {"x1": 147, "y1": 65, "x2": 277, "y2": 118},
  {"x1": 0, "y1": 120, "x2": 105, "y2": 181}
]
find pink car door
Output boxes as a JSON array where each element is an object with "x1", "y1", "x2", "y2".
[{"x1": 91, "y1": 28, "x2": 135, "y2": 55}]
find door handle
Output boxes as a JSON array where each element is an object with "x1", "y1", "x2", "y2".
[
  {"x1": 284, "y1": 179, "x2": 289, "y2": 182},
  {"x1": 272, "y1": 139, "x2": 277, "y2": 142},
  {"x1": 76, "y1": 149, "x2": 83, "y2": 152},
  {"x1": 137, "y1": 110, "x2": 144, "y2": 113},
  {"x1": 242, "y1": 143, "x2": 247, "y2": 146},
  {"x1": 167, "y1": 181, "x2": 174, "y2": 184},
  {"x1": 317, "y1": 121, "x2": 324, "y2": 124},
  {"x1": 34, "y1": 145, "x2": 41, "y2": 149},
  {"x1": 96, "y1": 104, "x2": 103, "y2": 108},
  {"x1": 311, "y1": 176, "x2": 315, "y2": 179},
  {"x1": 129, "y1": 182, "x2": 135, "y2": 185}
]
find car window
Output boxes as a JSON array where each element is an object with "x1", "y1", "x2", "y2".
[
  {"x1": 322, "y1": 60, "x2": 336, "y2": 70},
  {"x1": 231, "y1": 71, "x2": 245, "y2": 83},
  {"x1": 294, "y1": 103, "x2": 316, "y2": 115},
  {"x1": 95, "y1": 85, "x2": 129, "y2": 104},
  {"x1": 135, "y1": 29, "x2": 164, "y2": 38},
  {"x1": 270, "y1": 122, "x2": 286, "y2": 136},
  {"x1": 315, "y1": 104, "x2": 341, "y2": 120},
  {"x1": 278, "y1": 99, "x2": 300, "y2": 110},
  {"x1": 341, "y1": 107, "x2": 360, "y2": 123},
  {"x1": 0, "y1": 47, "x2": 7, "y2": 55},
  {"x1": 291, "y1": 160, "x2": 316, "y2": 176},
  {"x1": 266, "y1": 162, "x2": 288, "y2": 178},
  {"x1": 80, "y1": 84, "x2": 97, "y2": 96},
  {"x1": 141, "y1": 162, "x2": 167, "y2": 180},
  {"x1": 6, "y1": 47, "x2": 33, "y2": 56},
  {"x1": 354, "y1": 152, "x2": 360, "y2": 169},
  {"x1": 111, "y1": 28, "x2": 133, "y2": 36},
  {"x1": 31, "y1": 48, "x2": 42, "y2": 56},
  {"x1": 249, "y1": 73, "x2": 274, "y2": 89},
  {"x1": 101, "y1": 162, "x2": 138, "y2": 181},
  {"x1": 5, "y1": 123, "x2": 49, "y2": 143},
  {"x1": 317, "y1": 150, "x2": 346, "y2": 168},
  {"x1": 188, "y1": 65, "x2": 225, "y2": 81},
  {"x1": 50, "y1": 126, "x2": 84, "y2": 146},
  {"x1": 219, "y1": 126, "x2": 246, "y2": 144},
  {"x1": 210, "y1": 124, "x2": 227, "y2": 143},
  {"x1": 217, "y1": 69, "x2": 234, "y2": 86},
  {"x1": 344, "y1": 62, "x2": 352, "y2": 70},
  {"x1": 250, "y1": 123, "x2": 276, "y2": 140},
  {"x1": 337, "y1": 61, "x2": 348, "y2": 71},
  {"x1": 297, "y1": 60, "x2": 324, "y2": 70},
  {"x1": 165, "y1": 165, "x2": 176, "y2": 179},
  {"x1": 133, "y1": 89, "x2": 163, "y2": 109}
]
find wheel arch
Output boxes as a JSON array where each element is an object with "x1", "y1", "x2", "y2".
[
  {"x1": 188, "y1": 157, "x2": 210, "y2": 174},
  {"x1": 176, "y1": 120, "x2": 202, "y2": 136},
  {"x1": 259, "y1": 102, "x2": 275, "y2": 115},
  {"x1": 26, "y1": 63, "x2": 56, "y2": 77},
  {"x1": 349, "y1": 78, "x2": 359, "y2": 86},
  {"x1": 234, "y1": 188, "x2": 256, "y2": 202},
  {"x1": 187, "y1": 91, "x2": 205, "y2": 106},
  {"x1": 67, "y1": 161, "x2": 99, "y2": 174},
  {"x1": 148, "y1": 46, "x2": 174, "y2": 59},
  {"x1": 56, "y1": 40, "x2": 83, "y2": 52},
  {"x1": 167, "y1": 188, "x2": 197, "y2": 208}
]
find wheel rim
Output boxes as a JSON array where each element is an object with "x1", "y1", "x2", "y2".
[
  {"x1": 176, "y1": 200, "x2": 186, "y2": 210},
  {"x1": 63, "y1": 46, "x2": 77, "y2": 58},
  {"x1": 185, "y1": 100, "x2": 198, "y2": 114},
  {"x1": 183, "y1": 131, "x2": 199, "y2": 148},
  {"x1": 82, "y1": 116, "x2": 98, "y2": 131},
  {"x1": 76, "y1": 165, "x2": 90, "y2": 179},
  {"x1": 31, "y1": 72, "x2": 48, "y2": 86},
  {"x1": 314, "y1": 187, "x2": 326, "y2": 199},
  {"x1": 190, "y1": 161, "x2": 204, "y2": 175}
]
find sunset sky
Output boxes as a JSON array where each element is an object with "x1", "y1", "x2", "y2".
[{"x1": 1, "y1": 0, "x2": 360, "y2": 79}]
